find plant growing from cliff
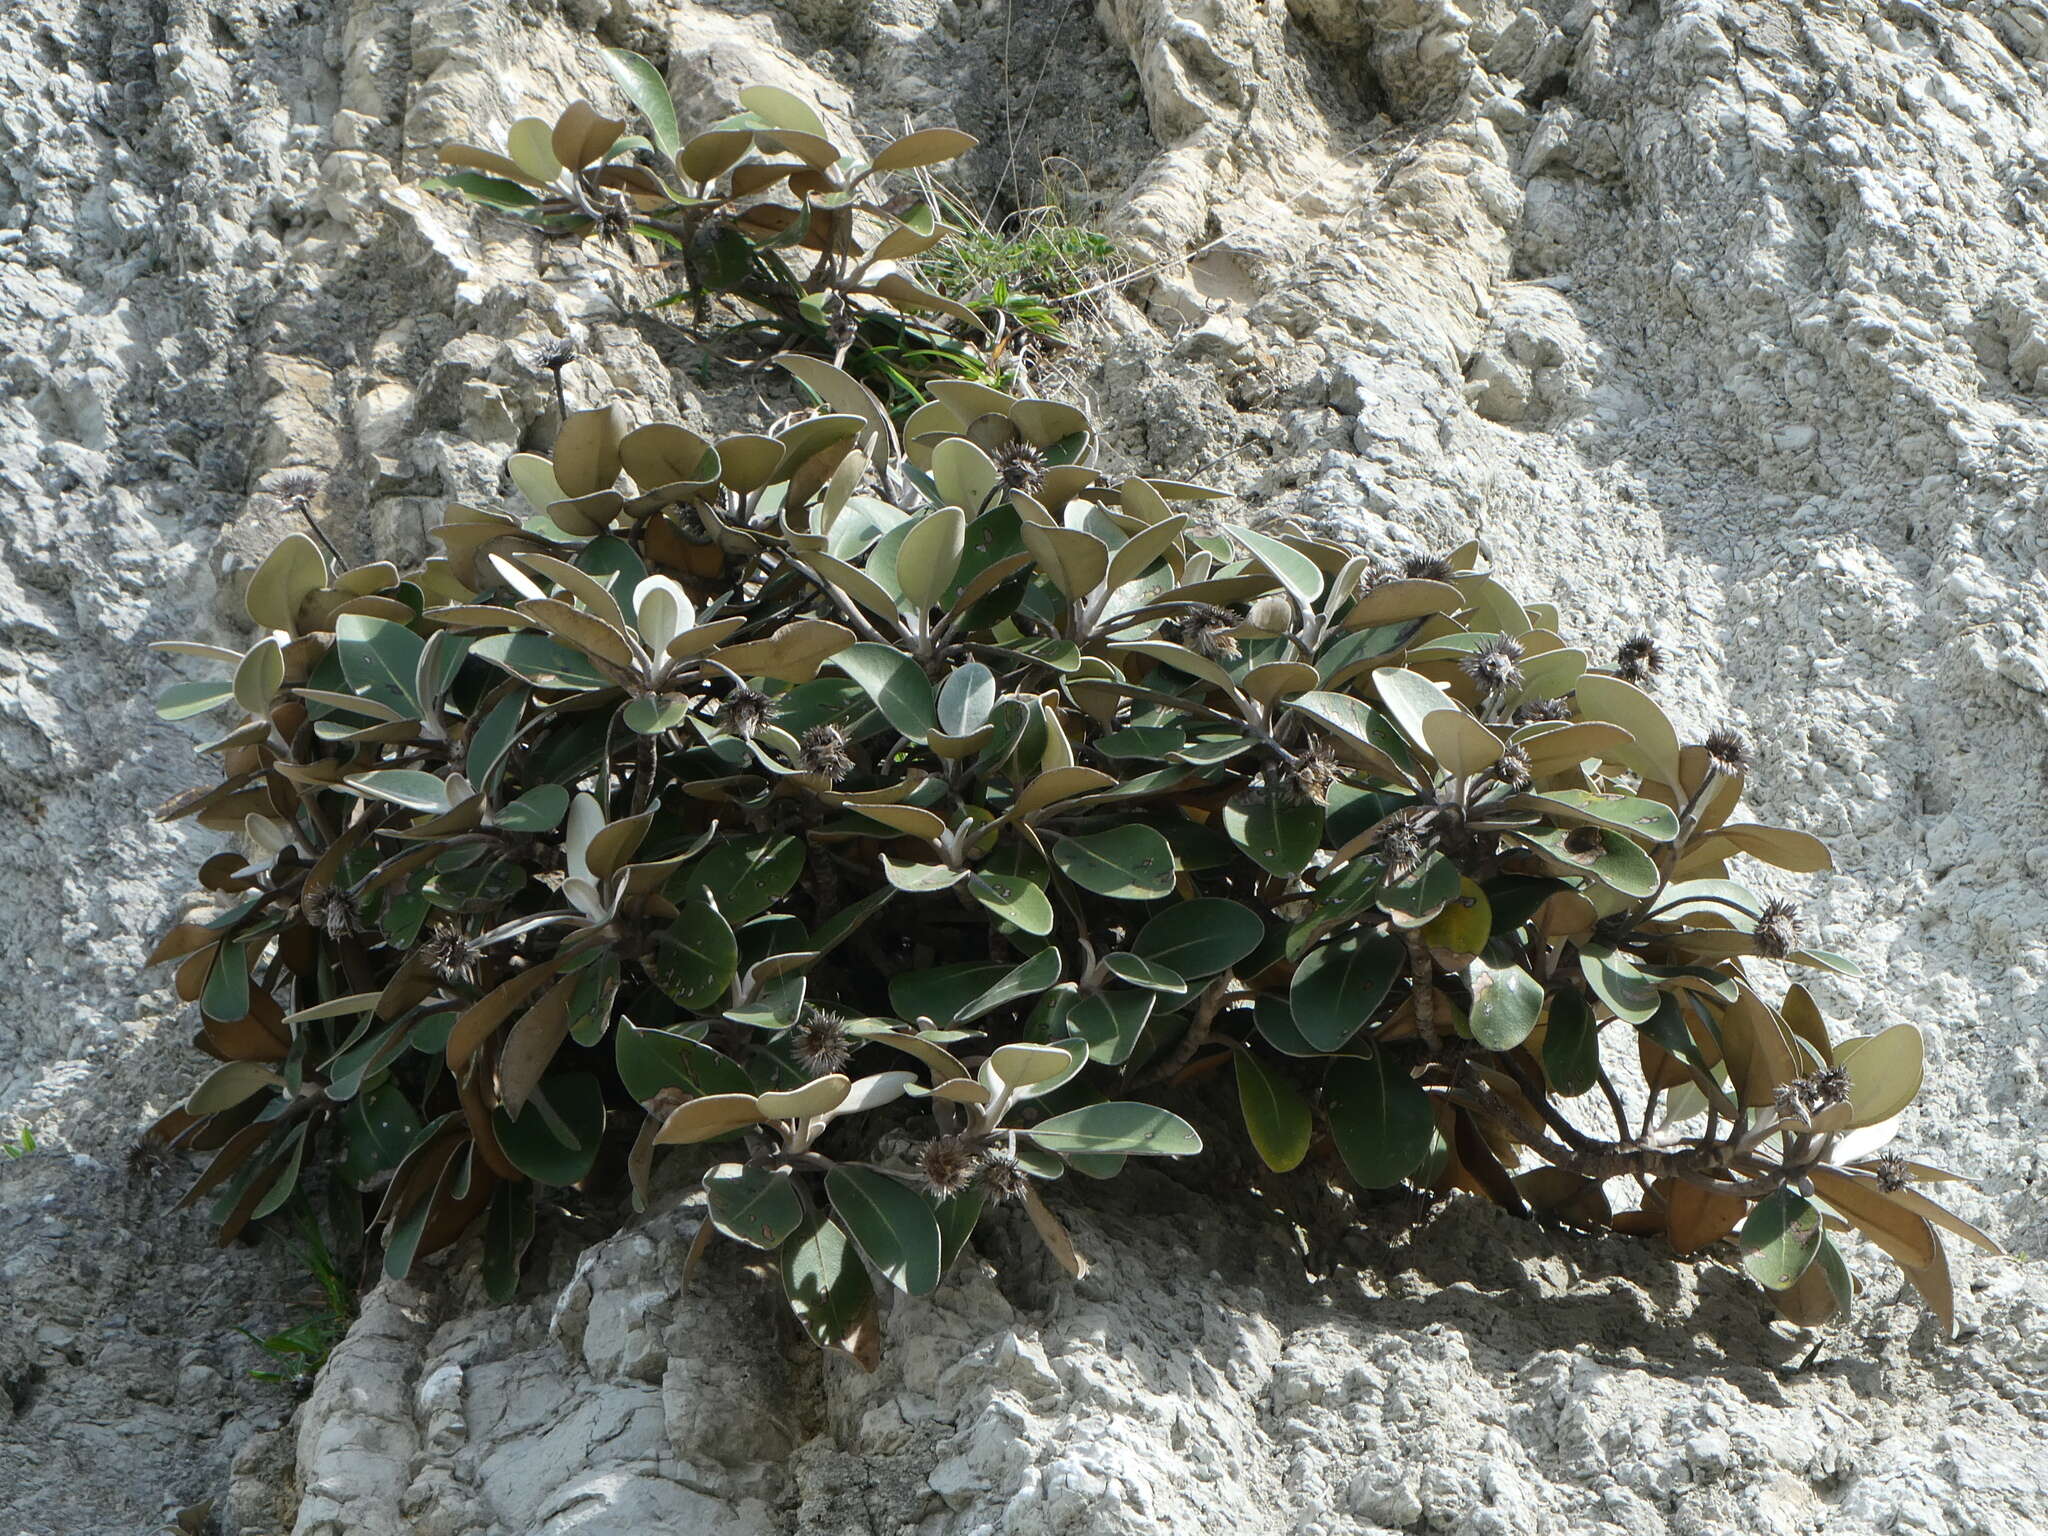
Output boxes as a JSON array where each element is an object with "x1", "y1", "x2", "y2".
[
  {"x1": 426, "y1": 52, "x2": 1016, "y2": 415},
  {"x1": 145, "y1": 355, "x2": 1993, "y2": 1360}
]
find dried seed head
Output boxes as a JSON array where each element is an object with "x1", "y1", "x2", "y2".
[
  {"x1": 535, "y1": 337, "x2": 575, "y2": 373},
  {"x1": 1166, "y1": 604, "x2": 1242, "y2": 661},
  {"x1": 1703, "y1": 727, "x2": 1752, "y2": 775},
  {"x1": 1773, "y1": 1082, "x2": 1809, "y2": 1124},
  {"x1": 916, "y1": 1134, "x2": 980, "y2": 1198},
  {"x1": 1402, "y1": 553, "x2": 1454, "y2": 582},
  {"x1": 1379, "y1": 815, "x2": 1427, "y2": 881},
  {"x1": 595, "y1": 190, "x2": 633, "y2": 241},
  {"x1": 1807, "y1": 1064, "x2": 1850, "y2": 1109},
  {"x1": 309, "y1": 886, "x2": 359, "y2": 942},
  {"x1": 1563, "y1": 824, "x2": 1608, "y2": 863},
  {"x1": 1615, "y1": 634, "x2": 1666, "y2": 685},
  {"x1": 1492, "y1": 742, "x2": 1533, "y2": 791},
  {"x1": 976, "y1": 1149, "x2": 1028, "y2": 1203},
  {"x1": 791, "y1": 1007, "x2": 853, "y2": 1075},
  {"x1": 718, "y1": 687, "x2": 774, "y2": 741},
  {"x1": 825, "y1": 301, "x2": 859, "y2": 353},
  {"x1": 1460, "y1": 636, "x2": 1525, "y2": 694},
  {"x1": 1875, "y1": 1152, "x2": 1909, "y2": 1193},
  {"x1": 1754, "y1": 898, "x2": 1802, "y2": 960},
  {"x1": 1513, "y1": 697, "x2": 1573, "y2": 724},
  {"x1": 421, "y1": 921, "x2": 479, "y2": 984},
  {"x1": 994, "y1": 439, "x2": 1047, "y2": 495},
  {"x1": 270, "y1": 469, "x2": 325, "y2": 505},
  {"x1": 799, "y1": 724, "x2": 854, "y2": 783},
  {"x1": 1288, "y1": 738, "x2": 1341, "y2": 806}
]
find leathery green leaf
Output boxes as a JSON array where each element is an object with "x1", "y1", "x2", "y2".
[{"x1": 1235, "y1": 1050, "x2": 1311, "y2": 1172}]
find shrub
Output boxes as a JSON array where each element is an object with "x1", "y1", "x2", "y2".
[
  {"x1": 146, "y1": 354, "x2": 1990, "y2": 1361},
  {"x1": 427, "y1": 53, "x2": 1007, "y2": 415}
]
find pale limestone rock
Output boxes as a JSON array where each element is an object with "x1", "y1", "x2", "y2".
[{"x1": 5, "y1": 0, "x2": 2048, "y2": 1531}]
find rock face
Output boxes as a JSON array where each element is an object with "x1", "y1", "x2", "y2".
[{"x1": 4, "y1": 0, "x2": 2048, "y2": 1531}]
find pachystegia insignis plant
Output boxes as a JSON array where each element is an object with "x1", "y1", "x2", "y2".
[
  {"x1": 148, "y1": 360, "x2": 1993, "y2": 1361},
  {"x1": 426, "y1": 51, "x2": 1015, "y2": 414}
]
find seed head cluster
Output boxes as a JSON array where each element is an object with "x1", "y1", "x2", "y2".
[
  {"x1": 1704, "y1": 727, "x2": 1752, "y2": 774},
  {"x1": 1753, "y1": 898, "x2": 1802, "y2": 960},
  {"x1": 1615, "y1": 634, "x2": 1666, "y2": 685},
  {"x1": 1461, "y1": 635, "x2": 1525, "y2": 694},
  {"x1": 1492, "y1": 742, "x2": 1533, "y2": 791},
  {"x1": 994, "y1": 439, "x2": 1047, "y2": 494},
  {"x1": 422, "y1": 921, "x2": 479, "y2": 984},
  {"x1": 1287, "y1": 738, "x2": 1341, "y2": 806},
  {"x1": 799, "y1": 723, "x2": 855, "y2": 782},
  {"x1": 1402, "y1": 553, "x2": 1454, "y2": 582},
  {"x1": 915, "y1": 1134, "x2": 981, "y2": 1198},
  {"x1": 1513, "y1": 697, "x2": 1573, "y2": 724},
  {"x1": 792, "y1": 1007, "x2": 853, "y2": 1074},
  {"x1": 718, "y1": 687, "x2": 774, "y2": 741},
  {"x1": 1166, "y1": 604, "x2": 1242, "y2": 661},
  {"x1": 1775, "y1": 1064, "x2": 1851, "y2": 1125}
]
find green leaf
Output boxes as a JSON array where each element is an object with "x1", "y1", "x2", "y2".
[
  {"x1": 1515, "y1": 825, "x2": 1659, "y2": 898},
  {"x1": 956, "y1": 947, "x2": 1063, "y2": 1024},
  {"x1": 1326, "y1": 1052, "x2": 1433, "y2": 1189},
  {"x1": 1026, "y1": 1102, "x2": 1203, "y2": 1157},
  {"x1": 936, "y1": 1187, "x2": 985, "y2": 1276},
  {"x1": 966, "y1": 872, "x2": 1054, "y2": 936},
  {"x1": 1515, "y1": 789, "x2": 1680, "y2": 843},
  {"x1": 826, "y1": 1166, "x2": 943, "y2": 1295},
  {"x1": 492, "y1": 1072, "x2": 605, "y2": 1185},
  {"x1": 343, "y1": 770, "x2": 451, "y2": 812},
  {"x1": 831, "y1": 642, "x2": 937, "y2": 741},
  {"x1": 601, "y1": 47, "x2": 681, "y2": 158},
  {"x1": 423, "y1": 171, "x2": 541, "y2": 209},
  {"x1": 1236, "y1": 1051, "x2": 1311, "y2": 1172},
  {"x1": 1741, "y1": 1189, "x2": 1823, "y2": 1290},
  {"x1": 615, "y1": 1020, "x2": 695, "y2": 1101},
  {"x1": 1133, "y1": 898, "x2": 1264, "y2": 979},
  {"x1": 200, "y1": 940, "x2": 252, "y2": 1023},
  {"x1": 483, "y1": 1183, "x2": 536, "y2": 1302},
  {"x1": 1095, "y1": 725, "x2": 1190, "y2": 760},
  {"x1": 1103, "y1": 952, "x2": 1188, "y2": 994},
  {"x1": 1379, "y1": 850, "x2": 1462, "y2": 927},
  {"x1": 781, "y1": 1211, "x2": 877, "y2": 1363},
  {"x1": 675, "y1": 834, "x2": 804, "y2": 923},
  {"x1": 624, "y1": 695, "x2": 690, "y2": 734},
  {"x1": 890, "y1": 963, "x2": 1004, "y2": 1026},
  {"x1": 1069, "y1": 989, "x2": 1154, "y2": 1065},
  {"x1": 249, "y1": 1122, "x2": 310, "y2": 1221},
  {"x1": 883, "y1": 857, "x2": 968, "y2": 893},
  {"x1": 704, "y1": 1164, "x2": 805, "y2": 1250},
  {"x1": 1578, "y1": 945, "x2": 1661, "y2": 1024},
  {"x1": 1227, "y1": 524, "x2": 1324, "y2": 609},
  {"x1": 1290, "y1": 931, "x2": 1405, "y2": 1051},
  {"x1": 494, "y1": 784, "x2": 569, "y2": 832},
  {"x1": 156, "y1": 679, "x2": 237, "y2": 720},
  {"x1": 1051, "y1": 825, "x2": 1177, "y2": 901},
  {"x1": 465, "y1": 691, "x2": 525, "y2": 791},
  {"x1": 644, "y1": 899, "x2": 738, "y2": 1010},
  {"x1": 340, "y1": 1084, "x2": 422, "y2": 1185},
  {"x1": 336, "y1": 614, "x2": 425, "y2": 715},
  {"x1": 1468, "y1": 960, "x2": 1544, "y2": 1050},
  {"x1": 935, "y1": 661, "x2": 996, "y2": 736},
  {"x1": 471, "y1": 632, "x2": 613, "y2": 691},
  {"x1": 1541, "y1": 987, "x2": 1600, "y2": 1097},
  {"x1": 1222, "y1": 790, "x2": 1324, "y2": 878},
  {"x1": 1254, "y1": 995, "x2": 1318, "y2": 1057}
]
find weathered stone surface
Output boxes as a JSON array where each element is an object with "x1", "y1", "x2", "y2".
[{"x1": 4, "y1": 0, "x2": 2046, "y2": 1531}]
